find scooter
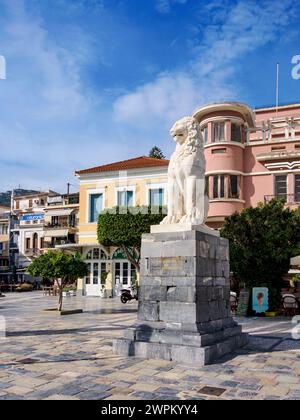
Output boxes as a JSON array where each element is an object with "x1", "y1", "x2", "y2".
[{"x1": 120, "y1": 288, "x2": 138, "y2": 304}]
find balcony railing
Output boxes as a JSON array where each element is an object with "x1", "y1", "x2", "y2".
[
  {"x1": 24, "y1": 248, "x2": 42, "y2": 256},
  {"x1": 264, "y1": 194, "x2": 300, "y2": 204},
  {"x1": 43, "y1": 241, "x2": 76, "y2": 249},
  {"x1": 45, "y1": 223, "x2": 77, "y2": 229}
]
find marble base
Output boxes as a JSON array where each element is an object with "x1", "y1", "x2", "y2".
[
  {"x1": 113, "y1": 229, "x2": 248, "y2": 366},
  {"x1": 151, "y1": 223, "x2": 220, "y2": 237}
]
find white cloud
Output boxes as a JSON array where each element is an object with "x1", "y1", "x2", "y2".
[
  {"x1": 0, "y1": 0, "x2": 99, "y2": 191},
  {"x1": 114, "y1": 0, "x2": 298, "y2": 131},
  {"x1": 155, "y1": 0, "x2": 188, "y2": 14}
]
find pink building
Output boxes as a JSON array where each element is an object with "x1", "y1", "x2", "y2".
[{"x1": 193, "y1": 102, "x2": 300, "y2": 228}]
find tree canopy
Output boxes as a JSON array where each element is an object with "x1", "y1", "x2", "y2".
[
  {"x1": 149, "y1": 146, "x2": 166, "y2": 160},
  {"x1": 98, "y1": 206, "x2": 166, "y2": 271},
  {"x1": 27, "y1": 251, "x2": 88, "y2": 311},
  {"x1": 221, "y1": 200, "x2": 300, "y2": 309}
]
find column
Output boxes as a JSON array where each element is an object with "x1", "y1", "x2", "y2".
[
  {"x1": 208, "y1": 122, "x2": 213, "y2": 144},
  {"x1": 225, "y1": 120, "x2": 231, "y2": 142},
  {"x1": 288, "y1": 173, "x2": 295, "y2": 203},
  {"x1": 77, "y1": 278, "x2": 84, "y2": 296}
]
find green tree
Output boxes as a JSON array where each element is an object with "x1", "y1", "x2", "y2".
[
  {"x1": 27, "y1": 251, "x2": 88, "y2": 311},
  {"x1": 221, "y1": 200, "x2": 300, "y2": 311},
  {"x1": 292, "y1": 207, "x2": 300, "y2": 257},
  {"x1": 98, "y1": 206, "x2": 166, "y2": 272},
  {"x1": 149, "y1": 146, "x2": 166, "y2": 160}
]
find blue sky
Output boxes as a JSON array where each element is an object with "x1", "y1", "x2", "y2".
[{"x1": 0, "y1": 0, "x2": 299, "y2": 192}]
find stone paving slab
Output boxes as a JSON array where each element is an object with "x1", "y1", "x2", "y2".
[{"x1": 0, "y1": 292, "x2": 299, "y2": 400}]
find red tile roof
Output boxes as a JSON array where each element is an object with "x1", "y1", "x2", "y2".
[{"x1": 76, "y1": 156, "x2": 169, "y2": 175}]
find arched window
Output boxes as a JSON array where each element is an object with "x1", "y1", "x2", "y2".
[{"x1": 85, "y1": 248, "x2": 108, "y2": 260}]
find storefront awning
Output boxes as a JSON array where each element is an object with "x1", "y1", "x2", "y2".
[
  {"x1": 45, "y1": 229, "x2": 69, "y2": 238},
  {"x1": 45, "y1": 209, "x2": 74, "y2": 217}
]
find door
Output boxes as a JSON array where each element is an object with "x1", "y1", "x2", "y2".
[
  {"x1": 85, "y1": 261, "x2": 107, "y2": 297},
  {"x1": 114, "y1": 262, "x2": 136, "y2": 296}
]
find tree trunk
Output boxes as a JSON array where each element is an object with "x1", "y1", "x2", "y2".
[
  {"x1": 58, "y1": 287, "x2": 63, "y2": 312},
  {"x1": 121, "y1": 245, "x2": 140, "y2": 272}
]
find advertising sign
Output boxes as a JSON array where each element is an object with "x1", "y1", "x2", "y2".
[
  {"x1": 21, "y1": 214, "x2": 44, "y2": 222},
  {"x1": 252, "y1": 287, "x2": 269, "y2": 314}
]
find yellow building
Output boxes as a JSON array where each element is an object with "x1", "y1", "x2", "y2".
[{"x1": 75, "y1": 156, "x2": 169, "y2": 297}]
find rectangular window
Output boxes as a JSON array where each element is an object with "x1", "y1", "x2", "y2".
[
  {"x1": 212, "y1": 148, "x2": 226, "y2": 154},
  {"x1": 149, "y1": 188, "x2": 164, "y2": 206},
  {"x1": 123, "y1": 262, "x2": 129, "y2": 285},
  {"x1": 229, "y1": 175, "x2": 240, "y2": 199},
  {"x1": 0, "y1": 224, "x2": 8, "y2": 235},
  {"x1": 213, "y1": 176, "x2": 219, "y2": 199},
  {"x1": 26, "y1": 238, "x2": 31, "y2": 250},
  {"x1": 295, "y1": 175, "x2": 300, "y2": 202},
  {"x1": 231, "y1": 123, "x2": 242, "y2": 142},
  {"x1": 115, "y1": 262, "x2": 121, "y2": 285},
  {"x1": 117, "y1": 191, "x2": 134, "y2": 207},
  {"x1": 275, "y1": 175, "x2": 287, "y2": 201},
  {"x1": 85, "y1": 263, "x2": 91, "y2": 285},
  {"x1": 205, "y1": 177, "x2": 209, "y2": 196},
  {"x1": 202, "y1": 125, "x2": 208, "y2": 144},
  {"x1": 52, "y1": 216, "x2": 59, "y2": 227},
  {"x1": 93, "y1": 263, "x2": 99, "y2": 285},
  {"x1": 101, "y1": 263, "x2": 107, "y2": 285},
  {"x1": 213, "y1": 122, "x2": 225, "y2": 142},
  {"x1": 89, "y1": 193, "x2": 103, "y2": 223}
]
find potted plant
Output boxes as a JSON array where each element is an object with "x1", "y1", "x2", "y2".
[
  {"x1": 62, "y1": 286, "x2": 77, "y2": 297},
  {"x1": 100, "y1": 272, "x2": 109, "y2": 298},
  {"x1": 291, "y1": 275, "x2": 300, "y2": 293}
]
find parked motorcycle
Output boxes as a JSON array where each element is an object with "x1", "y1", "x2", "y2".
[{"x1": 120, "y1": 288, "x2": 138, "y2": 304}]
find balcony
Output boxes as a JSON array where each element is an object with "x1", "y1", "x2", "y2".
[
  {"x1": 264, "y1": 194, "x2": 300, "y2": 204},
  {"x1": 45, "y1": 222, "x2": 77, "y2": 229},
  {"x1": 24, "y1": 248, "x2": 42, "y2": 257},
  {"x1": 257, "y1": 150, "x2": 300, "y2": 163},
  {"x1": 43, "y1": 240, "x2": 76, "y2": 250}
]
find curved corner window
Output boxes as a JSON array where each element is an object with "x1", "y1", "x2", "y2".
[
  {"x1": 207, "y1": 174, "x2": 241, "y2": 200},
  {"x1": 213, "y1": 122, "x2": 225, "y2": 142},
  {"x1": 228, "y1": 175, "x2": 239, "y2": 199},
  {"x1": 213, "y1": 175, "x2": 225, "y2": 199},
  {"x1": 201, "y1": 125, "x2": 208, "y2": 144},
  {"x1": 231, "y1": 123, "x2": 242, "y2": 142}
]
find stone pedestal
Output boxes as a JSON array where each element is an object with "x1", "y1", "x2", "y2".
[{"x1": 113, "y1": 228, "x2": 248, "y2": 366}]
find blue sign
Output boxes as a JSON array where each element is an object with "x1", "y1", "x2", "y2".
[
  {"x1": 21, "y1": 214, "x2": 44, "y2": 222},
  {"x1": 253, "y1": 287, "x2": 269, "y2": 314}
]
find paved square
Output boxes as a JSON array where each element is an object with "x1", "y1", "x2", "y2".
[{"x1": 0, "y1": 292, "x2": 299, "y2": 400}]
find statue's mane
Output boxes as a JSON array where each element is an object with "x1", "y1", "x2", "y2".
[{"x1": 172, "y1": 117, "x2": 203, "y2": 159}]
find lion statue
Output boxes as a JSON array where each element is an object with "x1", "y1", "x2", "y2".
[{"x1": 161, "y1": 116, "x2": 209, "y2": 226}]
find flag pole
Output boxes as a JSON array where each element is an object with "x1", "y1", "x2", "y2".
[{"x1": 276, "y1": 63, "x2": 279, "y2": 117}]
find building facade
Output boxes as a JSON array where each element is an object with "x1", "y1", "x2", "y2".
[
  {"x1": 0, "y1": 206, "x2": 10, "y2": 279},
  {"x1": 44, "y1": 193, "x2": 79, "y2": 250},
  {"x1": 75, "y1": 156, "x2": 169, "y2": 297},
  {"x1": 194, "y1": 102, "x2": 300, "y2": 228},
  {"x1": 74, "y1": 102, "x2": 300, "y2": 296},
  {"x1": 13, "y1": 191, "x2": 58, "y2": 270}
]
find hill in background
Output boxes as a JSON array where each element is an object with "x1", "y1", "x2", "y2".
[{"x1": 0, "y1": 189, "x2": 40, "y2": 207}]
